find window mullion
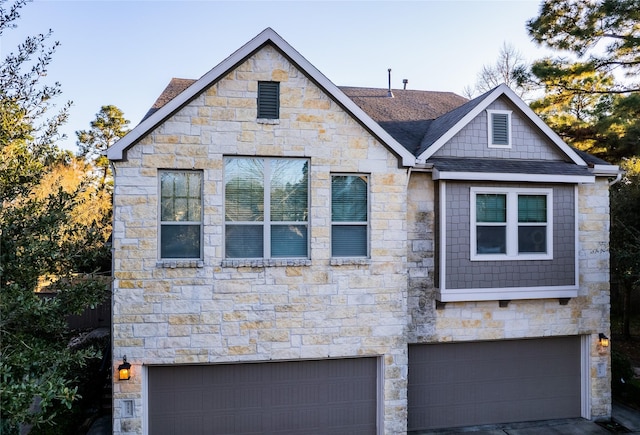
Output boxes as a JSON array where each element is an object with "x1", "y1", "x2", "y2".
[
  {"x1": 264, "y1": 159, "x2": 271, "y2": 259},
  {"x1": 507, "y1": 192, "x2": 518, "y2": 256}
]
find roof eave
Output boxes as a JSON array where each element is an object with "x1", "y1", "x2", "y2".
[{"x1": 432, "y1": 169, "x2": 595, "y2": 184}]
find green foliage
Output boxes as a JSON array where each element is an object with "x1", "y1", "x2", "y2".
[
  {"x1": 528, "y1": 0, "x2": 640, "y2": 89},
  {"x1": 0, "y1": 0, "x2": 112, "y2": 431},
  {"x1": 76, "y1": 105, "x2": 130, "y2": 192},
  {"x1": 611, "y1": 167, "x2": 640, "y2": 288},
  {"x1": 526, "y1": 0, "x2": 640, "y2": 161}
]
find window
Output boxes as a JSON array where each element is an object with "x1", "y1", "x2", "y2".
[
  {"x1": 487, "y1": 109, "x2": 511, "y2": 147},
  {"x1": 225, "y1": 157, "x2": 308, "y2": 259},
  {"x1": 159, "y1": 170, "x2": 202, "y2": 259},
  {"x1": 257, "y1": 81, "x2": 279, "y2": 119},
  {"x1": 471, "y1": 187, "x2": 552, "y2": 260},
  {"x1": 331, "y1": 175, "x2": 368, "y2": 257}
]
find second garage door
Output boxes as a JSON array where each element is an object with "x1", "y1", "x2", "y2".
[
  {"x1": 408, "y1": 336, "x2": 582, "y2": 431},
  {"x1": 148, "y1": 357, "x2": 378, "y2": 435}
]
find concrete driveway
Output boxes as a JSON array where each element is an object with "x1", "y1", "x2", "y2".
[{"x1": 411, "y1": 401, "x2": 640, "y2": 434}]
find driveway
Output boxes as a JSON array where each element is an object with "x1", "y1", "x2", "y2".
[{"x1": 411, "y1": 401, "x2": 640, "y2": 434}]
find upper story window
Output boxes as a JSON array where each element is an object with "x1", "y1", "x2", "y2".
[
  {"x1": 257, "y1": 81, "x2": 280, "y2": 119},
  {"x1": 487, "y1": 109, "x2": 512, "y2": 148},
  {"x1": 470, "y1": 186, "x2": 552, "y2": 261},
  {"x1": 224, "y1": 157, "x2": 308, "y2": 259},
  {"x1": 159, "y1": 170, "x2": 203, "y2": 259},
  {"x1": 331, "y1": 174, "x2": 368, "y2": 257}
]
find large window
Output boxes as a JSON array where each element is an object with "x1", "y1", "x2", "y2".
[
  {"x1": 471, "y1": 187, "x2": 552, "y2": 260},
  {"x1": 331, "y1": 175, "x2": 368, "y2": 257},
  {"x1": 225, "y1": 157, "x2": 308, "y2": 259},
  {"x1": 159, "y1": 170, "x2": 202, "y2": 259}
]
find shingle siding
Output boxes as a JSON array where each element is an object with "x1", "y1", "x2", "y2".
[
  {"x1": 442, "y1": 182, "x2": 575, "y2": 289},
  {"x1": 433, "y1": 98, "x2": 567, "y2": 161}
]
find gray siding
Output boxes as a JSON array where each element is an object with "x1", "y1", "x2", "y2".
[
  {"x1": 433, "y1": 98, "x2": 567, "y2": 161},
  {"x1": 443, "y1": 182, "x2": 575, "y2": 290}
]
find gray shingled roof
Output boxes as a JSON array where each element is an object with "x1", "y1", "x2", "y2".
[
  {"x1": 416, "y1": 91, "x2": 489, "y2": 156},
  {"x1": 429, "y1": 157, "x2": 594, "y2": 177},
  {"x1": 137, "y1": 78, "x2": 606, "y2": 175},
  {"x1": 339, "y1": 87, "x2": 468, "y2": 155}
]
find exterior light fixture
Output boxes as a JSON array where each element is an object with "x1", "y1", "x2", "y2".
[
  {"x1": 598, "y1": 333, "x2": 610, "y2": 348},
  {"x1": 118, "y1": 355, "x2": 131, "y2": 380}
]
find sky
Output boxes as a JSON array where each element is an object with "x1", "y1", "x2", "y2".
[{"x1": 2, "y1": 0, "x2": 555, "y2": 152}]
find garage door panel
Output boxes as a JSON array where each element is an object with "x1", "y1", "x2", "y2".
[
  {"x1": 408, "y1": 337, "x2": 581, "y2": 431},
  {"x1": 149, "y1": 358, "x2": 377, "y2": 435}
]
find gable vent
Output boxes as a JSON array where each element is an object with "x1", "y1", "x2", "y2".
[
  {"x1": 258, "y1": 81, "x2": 280, "y2": 119},
  {"x1": 492, "y1": 113, "x2": 509, "y2": 145}
]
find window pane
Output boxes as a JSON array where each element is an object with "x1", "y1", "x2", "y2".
[
  {"x1": 476, "y1": 226, "x2": 506, "y2": 254},
  {"x1": 225, "y1": 158, "x2": 264, "y2": 222},
  {"x1": 518, "y1": 226, "x2": 547, "y2": 253},
  {"x1": 161, "y1": 225, "x2": 200, "y2": 258},
  {"x1": 518, "y1": 195, "x2": 547, "y2": 222},
  {"x1": 161, "y1": 172, "x2": 202, "y2": 222},
  {"x1": 476, "y1": 194, "x2": 506, "y2": 223},
  {"x1": 332, "y1": 176, "x2": 367, "y2": 222},
  {"x1": 271, "y1": 159, "x2": 308, "y2": 222},
  {"x1": 225, "y1": 225, "x2": 263, "y2": 258},
  {"x1": 332, "y1": 225, "x2": 367, "y2": 257},
  {"x1": 271, "y1": 224, "x2": 307, "y2": 257}
]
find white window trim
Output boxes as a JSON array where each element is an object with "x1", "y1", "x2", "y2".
[
  {"x1": 223, "y1": 157, "x2": 310, "y2": 260},
  {"x1": 330, "y1": 173, "x2": 370, "y2": 259},
  {"x1": 157, "y1": 169, "x2": 204, "y2": 261},
  {"x1": 487, "y1": 109, "x2": 512, "y2": 148},
  {"x1": 470, "y1": 186, "x2": 553, "y2": 261}
]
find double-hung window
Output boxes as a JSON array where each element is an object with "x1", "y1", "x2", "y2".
[
  {"x1": 331, "y1": 174, "x2": 368, "y2": 257},
  {"x1": 471, "y1": 187, "x2": 552, "y2": 260},
  {"x1": 224, "y1": 157, "x2": 308, "y2": 259},
  {"x1": 159, "y1": 170, "x2": 203, "y2": 259}
]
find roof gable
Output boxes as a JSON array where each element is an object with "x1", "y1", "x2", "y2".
[
  {"x1": 107, "y1": 28, "x2": 416, "y2": 165},
  {"x1": 415, "y1": 84, "x2": 587, "y2": 166}
]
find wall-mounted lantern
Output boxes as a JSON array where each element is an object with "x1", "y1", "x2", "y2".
[
  {"x1": 118, "y1": 355, "x2": 131, "y2": 380},
  {"x1": 598, "y1": 333, "x2": 610, "y2": 348}
]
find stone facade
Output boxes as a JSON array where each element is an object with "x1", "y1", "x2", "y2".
[
  {"x1": 110, "y1": 33, "x2": 614, "y2": 434},
  {"x1": 112, "y1": 45, "x2": 410, "y2": 434}
]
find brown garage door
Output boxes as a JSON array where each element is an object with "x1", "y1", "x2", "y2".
[
  {"x1": 408, "y1": 336, "x2": 581, "y2": 431},
  {"x1": 148, "y1": 357, "x2": 378, "y2": 435}
]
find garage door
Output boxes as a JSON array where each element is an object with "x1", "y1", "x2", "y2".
[
  {"x1": 148, "y1": 357, "x2": 378, "y2": 435},
  {"x1": 408, "y1": 336, "x2": 581, "y2": 431}
]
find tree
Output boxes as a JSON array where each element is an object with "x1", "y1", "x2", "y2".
[
  {"x1": 0, "y1": 1, "x2": 110, "y2": 432},
  {"x1": 464, "y1": 43, "x2": 533, "y2": 100},
  {"x1": 610, "y1": 159, "x2": 640, "y2": 337},
  {"x1": 526, "y1": 0, "x2": 640, "y2": 339},
  {"x1": 76, "y1": 105, "x2": 130, "y2": 191},
  {"x1": 525, "y1": 0, "x2": 640, "y2": 161},
  {"x1": 527, "y1": 0, "x2": 640, "y2": 94}
]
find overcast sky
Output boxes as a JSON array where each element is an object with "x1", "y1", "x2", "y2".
[{"x1": 2, "y1": 0, "x2": 554, "y2": 151}]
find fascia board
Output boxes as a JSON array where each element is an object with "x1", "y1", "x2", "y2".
[
  {"x1": 436, "y1": 285, "x2": 579, "y2": 303},
  {"x1": 432, "y1": 168, "x2": 595, "y2": 184},
  {"x1": 590, "y1": 164, "x2": 621, "y2": 177},
  {"x1": 107, "y1": 28, "x2": 416, "y2": 166},
  {"x1": 417, "y1": 87, "x2": 504, "y2": 162},
  {"x1": 417, "y1": 84, "x2": 588, "y2": 167}
]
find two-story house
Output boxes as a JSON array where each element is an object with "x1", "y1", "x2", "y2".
[{"x1": 107, "y1": 28, "x2": 619, "y2": 434}]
